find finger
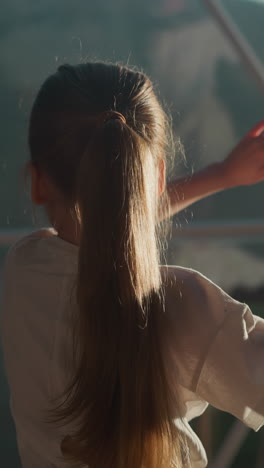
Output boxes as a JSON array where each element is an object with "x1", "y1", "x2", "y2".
[
  {"x1": 254, "y1": 177, "x2": 264, "y2": 185},
  {"x1": 232, "y1": 122, "x2": 264, "y2": 150},
  {"x1": 247, "y1": 120, "x2": 264, "y2": 138},
  {"x1": 255, "y1": 168, "x2": 264, "y2": 178},
  {"x1": 252, "y1": 137, "x2": 264, "y2": 150}
]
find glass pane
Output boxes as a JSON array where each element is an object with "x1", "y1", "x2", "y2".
[
  {"x1": 1, "y1": 2, "x2": 264, "y2": 467},
  {"x1": 1, "y1": 0, "x2": 264, "y2": 228},
  {"x1": 221, "y1": 0, "x2": 264, "y2": 59}
]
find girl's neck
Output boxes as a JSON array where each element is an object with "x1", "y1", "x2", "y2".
[
  {"x1": 57, "y1": 225, "x2": 80, "y2": 246},
  {"x1": 47, "y1": 200, "x2": 80, "y2": 246}
]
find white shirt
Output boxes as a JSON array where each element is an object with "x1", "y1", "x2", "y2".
[{"x1": 1, "y1": 231, "x2": 264, "y2": 468}]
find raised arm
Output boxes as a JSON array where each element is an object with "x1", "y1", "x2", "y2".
[
  {"x1": 167, "y1": 130, "x2": 264, "y2": 216},
  {"x1": 167, "y1": 162, "x2": 227, "y2": 215}
]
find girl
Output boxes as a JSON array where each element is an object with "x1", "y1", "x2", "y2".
[{"x1": 2, "y1": 62, "x2": 264, "y2": 468}]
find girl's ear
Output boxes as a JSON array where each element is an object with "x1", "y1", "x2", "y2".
[
  {"x1": 30, "y1": 163, "x2": 49, "y2": 205},
  {"x1": 158, "y1": 159, "x2": 166, "y2": 197}
]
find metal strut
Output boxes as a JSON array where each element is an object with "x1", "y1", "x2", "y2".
[{"x1": 200, "y1": 0, "x2": 264, "y2": 93}]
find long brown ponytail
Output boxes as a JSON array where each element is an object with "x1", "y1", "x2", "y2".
[{"x1": 29, "y1": 63, "x2": 184, "y2": 468}]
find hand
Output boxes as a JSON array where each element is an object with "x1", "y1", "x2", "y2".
[{"x1": 221, "y1": 131, "x2": 264, "y2": 188}]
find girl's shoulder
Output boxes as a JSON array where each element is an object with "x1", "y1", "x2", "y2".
[
  {"x1": 161, "y1": 263, "x2": 252, "y2": 342},
  {"x1": 5, "y1": 229, "x2": 77, "y2": 275},
  {"x1": 162, "y1": 265, "x2": 264, "y2": 433},
  {"x1": 160, "y1": 265, "x2": 253, "y2": 389},
  {"x1": 161, "y1": 264, "x2": 238, "y2": 324},
  {"x1": 5, "y1": 229, "x2": 57, "y2": 268}
]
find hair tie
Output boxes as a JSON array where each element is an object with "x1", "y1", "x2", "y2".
[{"x1": 97, "y1": 111, "x2": 126, "y2": 127}]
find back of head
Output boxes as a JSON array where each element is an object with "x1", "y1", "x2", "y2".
[{"x1": 29, "y1": 62, "x2": 185, "y2": 468}]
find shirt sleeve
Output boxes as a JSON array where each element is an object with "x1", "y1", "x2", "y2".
[{"x1": 194, "y1": 281, "x2": 264, "y2": 431}]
